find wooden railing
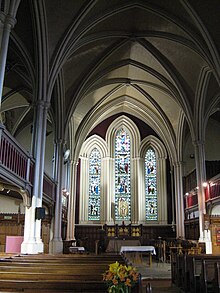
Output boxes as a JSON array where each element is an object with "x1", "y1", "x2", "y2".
[
  {"x1": 0, "y1": 123, "x2": 31, "y2": 183},
  {"x1": 209, "y1": 175, "x2": 220, "y2": 200},
  {"x1": 43, "y1": 173, "x2": 56, "y2": 201},
  {"x1": 0, "y1": 123, "x2": 56, "y2": 202}
]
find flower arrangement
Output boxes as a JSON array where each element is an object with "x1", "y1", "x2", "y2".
[{"x1": 103, "y1": 261, "x2": 139, "y2": 293}]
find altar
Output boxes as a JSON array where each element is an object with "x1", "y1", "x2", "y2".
[
  {"x1": 106, "y1": 239, "x2": 141, "y2": 253},
  {"x1": 120, "y1": 245, "x2": 156, "y2": 266},
  {"x1": 69, "y1": 246, "x2": 85, "y2": 253}
]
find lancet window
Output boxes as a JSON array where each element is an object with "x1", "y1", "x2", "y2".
[
  {"x1": 145, "y1": 148, "x2": 158, "y2": 220},
  {"x1": 114, "y1": 128, "x2": 131, "y2": 221},
  {"x1": 88, "y1": 148, "x2": 101, "y2": 220}
]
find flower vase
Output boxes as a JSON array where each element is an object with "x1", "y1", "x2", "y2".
[
  {"x1": 109, "y1": 286, "x2": 131, "y2": 293},
  {"x1": 124, "y1": 286, "x2": 131, "y2": 293}
]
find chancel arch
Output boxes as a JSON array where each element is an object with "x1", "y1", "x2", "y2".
[{"x1": 78, "y1": 116, "x2": 169, "y2": 226}]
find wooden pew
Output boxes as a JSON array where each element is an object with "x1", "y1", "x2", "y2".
[
  {"x1": 213, "y1": 262, "x2": 220, "y2": 293},
  {"x1": 200, "y1": 259, "x2": 216, "y2": 293},
  {"x1": 0, "y1": 254, "x2": 141, "y2": 293},
  {"x1": 171, "y1": 253, "x2": 220, "y2": 293},
  {"x1": 188, "y1": 255, "x2": 202, "y2": 293},
  {"x1": 175, "y1": 254, "x2": 189, "y2": 291}
]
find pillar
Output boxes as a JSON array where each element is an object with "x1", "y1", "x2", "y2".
[
  {"x1": 131, "y1": 157, "x2": 141, "y2": 224},
  {"x1": 173, "y1": 161, "x2": 185, "y2": 238},
  {"x1": 66, "y1": 160, "x2": 78, "y2": 241},
  {"x1": 0, "y1": 0, "x2": 20, "y2": 121},
  {"x1": 79, "y1": 157, "x2": 89, "y2": 223},
  {"x1": 49, "y1": 139, "x2": 64, "y2": 253},
  {"x1": 193, "y1": 140, "x2": 210, "y2": 249},
  {"x1": 170, "y1": 167, "x2": 176, "y2": 231},
  {"x1": 21, "y1": 101, "x2": 49, "y2": 254},
  {"x1": 157, "y1": 156, "x2": 168, "y2": 225},
  {"x1": 100, "y1": 157, "x2": 108, "y2": 223},
  {"x1": 104, "y1": 157, "x2": 115, "y2": 224},
  {"x1": 137, "y1": 157, "x2": 145, "y2": 223}
]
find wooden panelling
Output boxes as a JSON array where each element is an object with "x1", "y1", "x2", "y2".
[
  {"x1": 74, "y1": 224, "x2": 176, "y2": 253},
  {"x1": 0, "y1": 214, "x2": 51, "y2": 253},
  {"x1": 184, "y1": 218, "x2": 199, "y2": 240}
]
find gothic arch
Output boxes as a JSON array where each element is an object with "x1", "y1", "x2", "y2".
[
  {"x1": 79, "y1": 135, "x2": 108, "y2": 224},
  {"x1": 140, "y1": 135, "x2": 167, "y2": 159},
  {"x1": 106, "y1": 115, "x2": 141, "y2": 158},
  {"x1": 139, "y1": 135, "x2": 168, "y2": 224},
  {"x1": 80, "y1": 134, "x2": 108, "y2": 158}
]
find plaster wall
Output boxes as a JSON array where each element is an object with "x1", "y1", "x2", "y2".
[{"x1": 0, "y1": 194, "x2": 25, "y2": 214}]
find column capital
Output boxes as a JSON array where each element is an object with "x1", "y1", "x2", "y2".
[
  {"x1": 5, "y1": 14, "x2": 17, "y2": 28},
  {"x1": 173, "y1": 161, "x2": 184, "y2": 168},
  {"x1": 0, "y1": 12, "x2": 17, "y2": 28},
  {"x1": 157, "y1": 155, "x2": 167, "y2": 160},
  {"x1": 193, "y1": 139, "x2": 205, "y2": 147},
  {"x1": 32, "y1": 100, "x2": 50, "y2": 112},
  {"x1": 54, "y1": 138, "x2": 66, "y2": 145},
  {"x1": 0, "y1": 12, "x2": 6, "y2": 24},
  {"x1": 69, "y1": 160, "x2": 78, "y2": 166}
]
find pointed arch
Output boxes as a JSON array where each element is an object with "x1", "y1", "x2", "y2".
[
  {"x1": 80, "y1": 134, "x2": 108, "y2": 158},
  {"x1": 79, "y1": 134, "x2": 107, "y2": 223},
  {"x1": 88, "y1": 148, "x2": 101, "y2": 221},
  {"x1": 140, "y1": 135, "x2": 167, "y2": 159},
  {"x1": 140, "y1": 135, "x2": 168, "y2": 224},
  {"x1": 114, "y1": 128, "x2": 131, "y2": 221},
  {"x1": 145, "y1": 148, "x2": 158, "y2": 221},
  {"x1": 106, "y1": 115, "x2": 141, "y2": 158}
]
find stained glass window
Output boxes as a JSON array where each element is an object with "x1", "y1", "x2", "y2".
[
  {"x1": 88, "y1": 148, "x2": 101, "y2": 221},
  {"x1": 145, "y1": 148, "x2": 158, "y2": 220},
  {"x1": 115, "y1": 128, "x2": 131, "y2": 221}
]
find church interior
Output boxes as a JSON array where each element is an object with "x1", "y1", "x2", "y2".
[{"x1": 0, "y1": 0, "x2": 220, "y2": 292}]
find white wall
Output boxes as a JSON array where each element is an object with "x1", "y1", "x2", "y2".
[
  {"x1": 211, "y1": 204, "x2": 220, "y2": 215},
  {"x1": 0, "y1": 194, "x2": 25, "y2": 214}
]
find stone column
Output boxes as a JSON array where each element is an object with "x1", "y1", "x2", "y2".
[
  {"x1": 173, "y1": 161, "x2": 185, "y2": 238},
  {"x1": 66, "y1": 160, "x2": 78, "y2": 241},
  {"x1": 0, "y1": 0, "x2": 20, "y2": 121},
  {"x1": 170, "y1": 167, "x2": 176, "y2": 231},
  {"x1": 137, "y1": 157, "x2": 145, "y2": 223},
  {"x1": 100, "y1": 157, "x2": 108, "y2": 223},
  {"x1": 106, "y1": 157, "x2": 115, "y2": 224},
  {"x1": 157, "y1": 156, "x2": 167, "y2": 224},
  {"x1": 131, "y1": 157, "x2": 141, "y2": 224},
  {"x1": 21, "y1": 101, "x2": 49, "y2": 254},
  {"x1": 49, "y1": 139, "x2": 64, "y2": 253},
  {"x1": 193, "y1": 140, "x2": 207, "y2": 244},
  {"x1": 79, "y1": 157, "x2": 89, "y2": 223}
]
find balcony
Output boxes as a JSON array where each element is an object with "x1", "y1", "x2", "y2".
[{"x1": 0, "y1": 123, "x2": 56, "y2": 205}]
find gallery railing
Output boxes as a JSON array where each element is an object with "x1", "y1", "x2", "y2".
[{"x1": 0, "y1": 123, "x2": 55, "y2": 201}]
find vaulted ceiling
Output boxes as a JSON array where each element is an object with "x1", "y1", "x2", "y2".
[{"x1": 2, "y1": 0, "x2": 220, "y2": 162}]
